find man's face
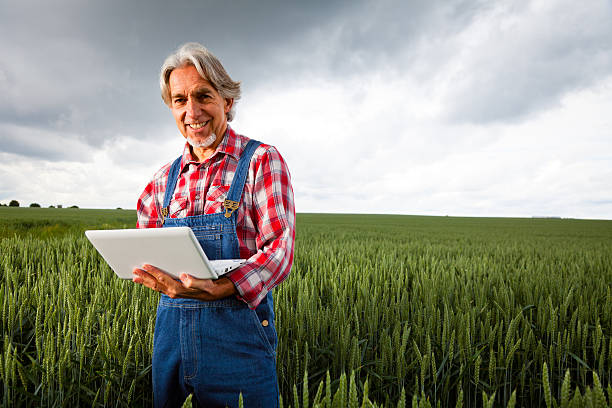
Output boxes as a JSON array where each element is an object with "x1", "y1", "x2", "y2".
[{"x1": 168, "y1": 65, "x2": 232, "y2": 148}]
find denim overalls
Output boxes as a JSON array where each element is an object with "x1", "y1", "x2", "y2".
[{"x1": 152, "y1": 140, "x2": 280, "y2": 408}]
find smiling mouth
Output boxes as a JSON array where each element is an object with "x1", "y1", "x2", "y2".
[{"x1": 188, "y1": 120, "x2": 209, "y2": 129}]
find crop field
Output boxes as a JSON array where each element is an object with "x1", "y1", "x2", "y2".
[{"x1": 1, "y1": 207, "x2": 611, "y2": 407}]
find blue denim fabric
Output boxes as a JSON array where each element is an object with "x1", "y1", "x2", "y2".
[
  {"x1": 152, "y1": 139, "x2": 280, "y2": 407},
  {"x1": 153, "y1": 295, "x2": 279, "y2": 408},
  {"x1": 163, "y1": 212, "x2": 240, "y2": 261}
]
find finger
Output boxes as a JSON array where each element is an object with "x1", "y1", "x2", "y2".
[
  {"x1": 132, "y1": 267, "x2": 153, "y2": 284},
  {"x1": 133, "y1": 266, "x2": 167, "y2": 292},
  {"x1": 132, "y1": 267, "x2": 142, "y2": 283},
  {"x1": 145, "y1": 265, "x2": 196, "y2": 298},
  {"x1": 142, "y1": 264, "x2": 174, "y2": 284}
]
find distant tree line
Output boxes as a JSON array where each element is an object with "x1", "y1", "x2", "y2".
[{"x1": 1, "y1": 200, "x2": 80, "y2": 208}]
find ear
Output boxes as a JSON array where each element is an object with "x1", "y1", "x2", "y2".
[{"x1": 224, "y1": 98, "x2": 234, "y2": 114}]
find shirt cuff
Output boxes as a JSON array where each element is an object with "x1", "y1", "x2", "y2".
[{"x1": 226, "y1": 265, "x2": 268, "y2": 309}]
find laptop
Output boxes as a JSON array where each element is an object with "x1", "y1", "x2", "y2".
[{"x1": 85, "y1": 226, "x2": 246, "y2": 280}]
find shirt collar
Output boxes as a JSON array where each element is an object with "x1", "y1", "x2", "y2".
[{"x1": 180, "y1": 125, "x2": 242, "y2": 170}]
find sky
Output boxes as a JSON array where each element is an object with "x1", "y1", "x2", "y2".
[{"x1": 1, "y1": 0, "x2": 611, "y2": 219}]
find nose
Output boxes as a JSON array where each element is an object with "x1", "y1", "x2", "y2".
[{"x1": 185, "y1": 97, "x2": 202, "y2": 118}]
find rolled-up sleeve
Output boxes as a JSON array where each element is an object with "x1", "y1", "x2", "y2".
[{"x1": 226, "y1": 147, "x2": 295, "y2": 309}]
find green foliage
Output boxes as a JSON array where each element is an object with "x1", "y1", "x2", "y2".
[
  {"x1": 9, "y1": 200, "x2": 19, "y2": 207},
  {"x1": 0, "y1": 207, "x2": 136, "y2": 239},
  {"x1": 1, "y1": 212, "x2": 611, "y2": 407},
  {"x1": 1, "y1": 234, "x2": 156, "y2": 406},
  {"x1": 29, "y1": 203, "x2": 41, "y2": 208}
]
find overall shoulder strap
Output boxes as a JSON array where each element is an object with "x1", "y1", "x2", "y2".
[
  {"x1": 160, "y1": 156, "x2": 183, "y2": 221},
  {"x1": 223, "y1": 139, "x2": 261, "y2": 218}
]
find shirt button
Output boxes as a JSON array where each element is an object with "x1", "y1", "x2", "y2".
[{"x1": 261, "y1": 320, "x2": 269, "y2": 327}]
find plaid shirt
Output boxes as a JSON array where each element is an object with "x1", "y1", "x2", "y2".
[{"x1": 136, "y1": 126, "x2": 295, "y2": 309}]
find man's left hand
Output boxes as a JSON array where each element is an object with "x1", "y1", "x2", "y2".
[{"x1": 132, "y1": 264, "x2": 238, "y2": 301}]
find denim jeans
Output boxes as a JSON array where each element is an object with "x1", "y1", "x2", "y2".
[{"x1": 152, "y1": 294, "x2": 279, "y2": 408}]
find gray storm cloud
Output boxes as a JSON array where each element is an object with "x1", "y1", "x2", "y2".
[
  {"x1": 442, "y1": 0, "x2": 612, "y2": 123},
  {"x1": 1, "y1": 0, "x2": 611, "y2": 218},
  {"x1": 3, "y1": 0, "x2": 608, "y2": 158}
]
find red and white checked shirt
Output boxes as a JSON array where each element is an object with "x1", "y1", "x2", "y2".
[{"x1": 136, "y1": 126, "x2": 295, "y2": 309}]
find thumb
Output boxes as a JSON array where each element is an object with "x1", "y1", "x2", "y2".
[
  {"x1": 180, "y1": 273, "x2": 210, "y2": 290},
  {"x1": 180, "y1": 273, "x2": 195, "y2": 287}
]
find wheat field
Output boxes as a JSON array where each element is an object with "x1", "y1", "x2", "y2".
[{"x1": 1, "y1": 208, "x2": 611, "y2": 407}]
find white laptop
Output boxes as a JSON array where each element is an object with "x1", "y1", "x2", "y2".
[{"x1": 85, "y1": 227, "x2": 246, "y2": 280}]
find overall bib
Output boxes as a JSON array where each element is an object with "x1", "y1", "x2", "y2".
[{"x1": 152, "y1": 140, "x2": 279, "y2": 408}]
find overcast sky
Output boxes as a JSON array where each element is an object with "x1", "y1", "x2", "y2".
[{"x1": 1, "y1": 0, "x2": 611, "y2": 219}]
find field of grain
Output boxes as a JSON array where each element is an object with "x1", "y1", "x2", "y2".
[{"x1": 1, "y1": 208, "x2": 611, "y2": 407}]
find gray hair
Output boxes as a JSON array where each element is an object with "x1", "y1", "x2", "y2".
[{"x1": 160, "y1": 42, "x2": 241, "y2": 121}]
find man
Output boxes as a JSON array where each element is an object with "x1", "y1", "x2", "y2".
[{"x1": 132, "y1": 42, "x2": 295, "y2": 408}]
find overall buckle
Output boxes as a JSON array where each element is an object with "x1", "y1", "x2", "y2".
[
  {"x1": 160, "y1": 207, "x2": 169, "y2": 225},
  {"x1": 223, "y1": 199, "x2": 239, "y2": 218}
]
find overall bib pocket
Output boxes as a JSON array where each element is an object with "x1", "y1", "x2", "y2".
[{"x1": 191, "y1": 224, "x2": 223, "y2": 260}]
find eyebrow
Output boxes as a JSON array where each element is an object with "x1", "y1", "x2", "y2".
[
  {"x1": 171, "y1": 86, "x2": 214, "y2": 100},
  {"x1": 192, "y1": 87, "x2": 213, "y2": 98}
]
